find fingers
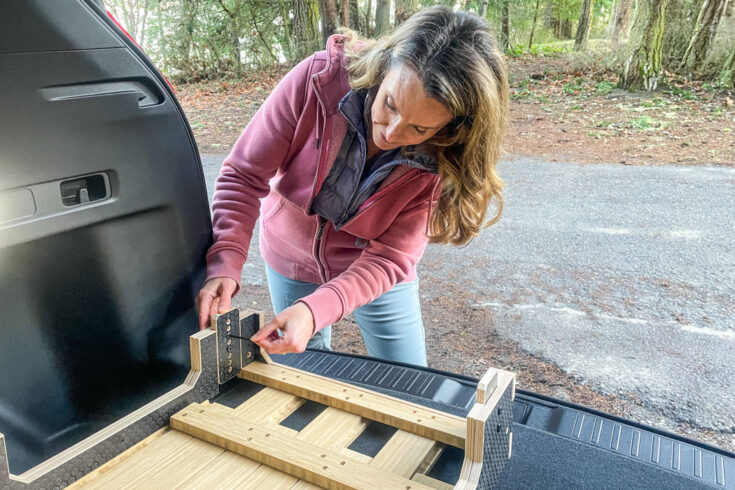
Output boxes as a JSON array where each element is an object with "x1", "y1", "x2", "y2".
[
  {"x1": 196, "y1": 278, "x2": 237, "y2": 330},
  {"x1": 252, "y1": 305, "x2": 313, "y2": 354},
  {"x1": 208, "y1": 296, "x2": 221, "y2": 327},
  {"x1": 251, "y1": 316, "x2": 283, "y2": 344},
  {"x1": 197, "y1": 285, "x2": 216, "y2": 330},
  {"x1": 217, "y1": 280, "x2": 236, "y2": 313}
]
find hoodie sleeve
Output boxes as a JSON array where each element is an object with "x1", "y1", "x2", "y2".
[
  {"x1": 298, "y1": 178, "x2": 439, "y2": 331},
  {"x1": 205, "y1": 54, "x2": 317, "y2": 293}
]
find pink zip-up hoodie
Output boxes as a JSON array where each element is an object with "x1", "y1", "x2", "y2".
[{"x1": 205, "y1": 35, "x2": 441, "y2": 332}]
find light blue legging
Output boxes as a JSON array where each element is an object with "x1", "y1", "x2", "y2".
[{"x1": 265, "y1": 264, "x2": 427, "y2": 366}]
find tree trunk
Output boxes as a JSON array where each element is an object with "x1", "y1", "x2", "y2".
[
  {"x1": 139, "y1": 1, "x2": 151, "y2": 47},
  {"x1": 318, "y1": 0, "x2": 339, "y2": 46},
  {"x1": 719, "y1": 45, "x2": 735, "y2": 87},
  {"x1": 611, "y1": 0, "x2": 632, "y2": 48},
  {"x1": 561, "y1": 17, "x2": 573, "y2": 38},
  {"x1": 349, "y1": 0, "x2": 363, "y2": 31},
  {"x1": 395, "y1": 0, "x2": 417, "y2": 25},
  {"x1": 619, "y1": 0, "x2": 669, "y2": 91},
  {"x1": 366, "y1": 0, "x2": 373, "y2": 34},
  {"x1": 374, "y1": 0, "x2": 390, "y2": 36},
  {"x1": 574, "y1": 0, "x2": 594, "y2": 51},
  {"x1": 308, "y1": 0, "x2": 321, "y2": 51},
  {"x1": 478, "y1": 0, "x2": 489, "y2": 17},
  {"x1": 293, "y1": 0, "x2": 309, "y2": 59},
  {"x1": 179, "y1": 0, "x2": 197, "y2": 76},
  {"x1": 544, "y1": 0, "x2": 553, "y2": 28},
  {"x1": 528, "y1": 0, "x2": 542, "y2": 48},
  {"x1": 340, "y1": 0, "x2": 349, "y2": 27},
  {"x1": 681, "y1": 0, "x2": 728, "y2": 72},
  {"x1": 500, "y1": 0, "x2": 510, "y2": 50}
]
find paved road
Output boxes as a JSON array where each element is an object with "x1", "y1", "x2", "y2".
[{"x1": 201, "y1": 153, "x2": 735, "y2": 436}]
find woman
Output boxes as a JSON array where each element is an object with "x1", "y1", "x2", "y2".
[{"x1": 196, "y1": 6, "x2": 508, "y2": 366}]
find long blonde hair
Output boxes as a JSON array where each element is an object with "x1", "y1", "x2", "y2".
[{"x1": 343, "y1": 7, "x2": 509, "y2": 246}]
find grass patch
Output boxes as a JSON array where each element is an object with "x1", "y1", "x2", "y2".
[
  {"x1": 595, "y1": 80, "x2": 616, "y2": 95},
  {"x1": 630, "y1": 115, "x2": 668, "y2": 130},
  {"x1": 666, "y1": 86, "x2": 699, "y2": 100},
  {"x1": 563, "y1": 79, "x2": 586, "y2": 95}
]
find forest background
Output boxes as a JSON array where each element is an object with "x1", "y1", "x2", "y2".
[{"x1": 105, "y1": 0, "x2": 734, "y2": 166}]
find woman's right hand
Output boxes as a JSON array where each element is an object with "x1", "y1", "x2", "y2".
[{"x1": 196, "y1": 277, "x2": 238, "y2": 330}]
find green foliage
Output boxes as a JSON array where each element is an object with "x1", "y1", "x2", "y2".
[
  {"x1": 629, "y1": 114, "x2": 668, "y2": 129},
  {"x1": 107, "y1": 0, "x2": 735, "y2": 85},
  {"x1": 595, "y1": 80, "x2": 616, "y2": 94},
  {"x1": 563, "y1": 78, "x2": 586, "y2": 94},
  {"x1": 665, "y1": 86, "x2": 699, "y2": 100},
  {"x1": 506, "y1": 42, "x2": 569, "y2": 57}
]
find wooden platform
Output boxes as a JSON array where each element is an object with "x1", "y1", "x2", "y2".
[
  {"x1": 69, "y1": 357, "x2": 514, "y2": 490},
  {"x1": 0, "y1": 311, "x2": 514, "y2": 489}
]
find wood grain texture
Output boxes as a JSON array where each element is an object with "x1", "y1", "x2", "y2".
[
  {"x1": 232, "y1": 393, "x2": 368, "y2": 488},
  {"x1": 454, "y1": 459, "x2": 482, "y2": 490},
  {"x1": 231, "y1": 387, "x2": 304, "y2": 427},
  {"x1": 414, "y1": 443, "x2": 444, "y2": 477},
  {"x1": 370, "y1": 430, "x2": 437, "y2": 478},
  {"x1": 287, "y1": 407, "x2": 369, "y2": 489},
  {"x1": 66, "y1": 428, "x2": 169, "y2": 489},
  {"x1": 476, "y1": 369, "x2": 499, "y2": 405},
  {"x1": 239, "y1": 362, "x2": 466, "y2": 448},
  {"x1": 173, "y1": 450, "x2": 261, "y2": 489},
  {"x1": 297, "y1": 407, "x2": 368, "y2": 449},
  {"x1": 75, "y1": 430, "x2": 224, "y2": 489},
  {"x1": 170, "y1": 403, "x2": 433, "y2": 490},
  {"x1": 173, "y1": 390, "x2": 304, "y2": 488},
  {"x1": 412, "y1": 473, "x2": 454, "y2": 490}
]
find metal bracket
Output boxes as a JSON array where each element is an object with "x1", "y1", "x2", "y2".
[{"x1": 214, "y1": 310, "x2": 263, "y2": 385}]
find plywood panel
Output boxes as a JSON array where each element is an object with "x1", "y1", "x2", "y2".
[{"x1": 77, "y1": 430, "x2": 224, "y2": 489}]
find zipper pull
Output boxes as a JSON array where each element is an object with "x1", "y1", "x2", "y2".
[{"x1": 316, "y1": 220, "x2": 326, "y2": 239}]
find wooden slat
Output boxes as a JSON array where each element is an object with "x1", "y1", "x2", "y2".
[
  {"x1": 337, "y1": 448, "x2": 372, "y2": 464},
  {"x1": 411, "y1": 473, "x2": 454, "y2": 490},
  {"x1": 170, "y1": 390, "x2": 303, "y2": 488},
  {"x1": 76, "y1": 430, "x2": 224, "y2": 489},
  {"x1": 173, "y1": 451, "x2": 261, "y2": 489},
  {"x1": 291, "y1": 408, "x2": 369, "y2": 490},
  {"x1": 414, "y1": 443, "x2": 445, "y2": 476},
  {"x1": 476, "y1": 368, "x2": 499, "y2": 404},
  {"x1": 298, "y1": 407, "x2": 368, "y2": 449},
  {"x1": 240, "y1": 362, "x2": 466, "y2": 448},
  {"x1": 370, "y1": 431, "x2": 437, "y2": 478},
  {"x1": 232, "y1": 386, "x2": 304, "y2": 425},
  {"x1": 236, "y1": 465, "x2": 298, "y2": 489},
  {"x1": 170, "y1": 403, "x2": 433, "y2": 490}
]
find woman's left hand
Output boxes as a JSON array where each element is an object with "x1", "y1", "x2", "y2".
[{"x1": 251, "y1": 302, "x2": 315, "y2": 354}]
